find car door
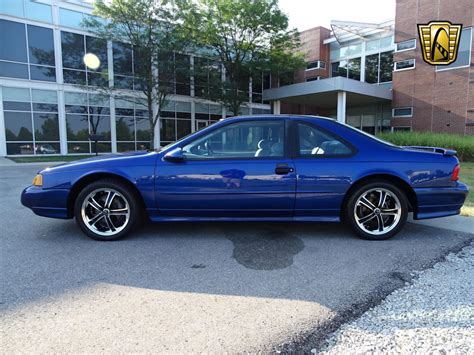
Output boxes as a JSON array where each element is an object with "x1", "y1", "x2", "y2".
[
  {"x1": 292, "y1": 119, "x2": 356, "y2": 220},
  {"x1": 155, "y1": 119, "x2": 296, "y2": 217}
]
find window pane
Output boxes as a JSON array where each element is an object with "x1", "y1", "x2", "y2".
[
  {"x1": 66, "y1": 114, "x2": 89, "y2": 141},
  {"x1": 0, "y1": 61, "x2": 29, "y2": 79},
  {"x1": 87, "y1": 71, "x2": 108, "y2": 87},
  {"x1": 3, "y1": 101, "x2": 31, "y2": 111},
  {"x1": 32, "y1": 103, "x2": 58, "y2": 112},
  {"x1": 88, "y1": 107, "x2": 110, "y2": 117},
  {"x1": 113, "y1": 43, "x2": 133, "y2": 76},
  {"x1": 365, "y1": 54, "x2": 379, "y2": 83},
  {"x1": 68, "y1": 143, "x2": 90, "y2": 154},
  {"x1": 59, "y1": 8, "x2": 84, "y2": 29},
  {"x1": 61, "y1": 31, "x2": 85, "y2": 70},
  {"x1": 332, "y1": 61, "x2": 347, "y2": 78},
  {"x1": 182, "y1": 120, "x2": 284, "y2": 159},
  {"x1": 115, "y1": 98, "x2": 135, "y2": 110},
  {"x1": 177, "y1": 120, "x2": 191, "y2": 139},
  {"x1": 3, "y1": 87, "x2": 31, "y2": 102},
  {"x1": 137, "y1": 142, "x2": 150, "y2": 150},
  {"x1": 136, "y1": 117, "x2": 151, "y2": 141},
  {"x1": 114, "y1": 75, "x2": 134, "y2": 90},
  {"x1": 116, "y1": 108, "x2": 134, "y2": 116},
  {"x1": 0, "y1": 0, "x2": 24, "y2": 17},
  {"x1": 32, "y1": 89, "x2": 57, "y2": 104},
  {"x1": 25, "y1": 1, "x2": 52, "y2": 23},
  {"x1": 340, "y1": 43, "x2": 362, "y2": 57},
  {"x1": 30, "y1": 65, "x2": 56, "y2": 82},
  {"x1": 161, "y1": 119, "x2": 176, "y2": 141},
  {"x1": 7, "y1": 143, "x2": 34, "y2": 155},
  {"x1": 395, "y1": 59, "x2": 414, "y2": 70},
  {"x1": 379, "y1": 51, "x2": 393, "y2": 82},
  {"x1": 86, "y1": 36, "x2": 107, "y2": 72},
  {"x1": 90, "y1": 115, "x2": 111, "y2": 139},
  {"x1": 298, "y1": 123, "x2": 351, "y2": 156},
  {"x1": 28, "y1": 25, "x2": 55, "y2": 66},
  {"x1": 397, "y1": 39, "x2": 416, "y2": 51},
  {"x1": 380, "y1": 36, "x2": 393, "y2": 48},
  {"x1": 96, "y1": 143, "x2": 111, "y2": 153},
  {"x1": 116, "y1": 116, "x2": 135, "y2": 141},
  {"x1": 35, "y1": 143, "x2": 60, "y2": 154},
  {"x1": 89, "y1": 94, "x2": 109, "y2": 107},
  {"x1": 437, "y1": 28, "x2": 472, "y2": 70},
  {"x1": 4, "y1": 111, "x2": 33, "y2": 141},
  {"x1": 63, "y1": 69, "x2": 86, "y2": 85},
  {"x1": 393, "y1": 107, "x2": 412, "y2": 116},
  {"x1": 348, "y1": 57, "x2": 361, "y2": 80},
  {"x1": 366, "y1": 38, "x2": 380, "y2": 52},
  {"x1": 117, "y1": 143, "x2": 135, "y2": 152},
  {"x1": 65, "y1": 92, "x2": 87, "y2": 106},
  {"x1": 0, "y1": 20, "x2": 27, "y2": 62},
  {"x1": 33, "y1": 113, "x2": 59, "y2": 140},
  {"x1": 65, "y1": 105, "x2": 87, "y2": 114}
]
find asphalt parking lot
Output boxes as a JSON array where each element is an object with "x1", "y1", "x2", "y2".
[{"x1": 1, "y1": 164, "x2": 473, "y2": 353}]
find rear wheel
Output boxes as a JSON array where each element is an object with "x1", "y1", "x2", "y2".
[
  {"x1": 74, "y1": 179, "x2": 140, "y2": 241},
  {"x1": 346, "y1": 182, "x2": 408, "y2": 240}
]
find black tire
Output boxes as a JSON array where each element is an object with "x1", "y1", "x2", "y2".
[
  {"x1": 346, "y1": 181, "x2": 408, "y2": 240},
  {"x1": 74, "y1": 178, "x2": 141, "y2": 241}
]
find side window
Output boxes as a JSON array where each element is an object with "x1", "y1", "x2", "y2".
[
  {"x1": 182, "y1": 120, "x2": 284, "y2": 160},
  {"x1": 298, "y1": 122, "x2": 352, "y2": 157}
]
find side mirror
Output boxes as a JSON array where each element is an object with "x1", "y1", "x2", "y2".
[{"x1": 163, "y1": 147, "x2": 185, "y2": 162}]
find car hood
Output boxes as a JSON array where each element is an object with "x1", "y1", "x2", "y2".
[{"x1": 44, "y1": 151, "x2": 156, "y2": 172}]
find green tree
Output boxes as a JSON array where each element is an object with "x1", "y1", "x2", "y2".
[
  {"x1": 85, "y1": 0, "x2": 192, "y2": 148},
  {"x1": 184, "y1": 0, "x2": 305, "y2": 115}
]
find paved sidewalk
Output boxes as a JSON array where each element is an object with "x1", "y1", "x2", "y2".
[
  {"x1": 0, "y1": 157, "x2": 16, "y2": 166},
  {"x1": 0, "y1": 157, "x2": 67, "y2": 167},
  {"x1": 409, "y1": 215, "x2": 474, "y2": 234}
]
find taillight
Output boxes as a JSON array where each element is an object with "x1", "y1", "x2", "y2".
[{"x1": 451, "y1": 164, "x2": 460, "y2": 181}]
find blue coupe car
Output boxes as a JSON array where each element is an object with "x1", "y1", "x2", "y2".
[{"x1": 21, "y1": 115, "x2": 468, "y2": 241}]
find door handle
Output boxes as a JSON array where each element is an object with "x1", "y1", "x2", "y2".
[{"x1": 275, "y1": 164, "x2": 294, "y2": 175}]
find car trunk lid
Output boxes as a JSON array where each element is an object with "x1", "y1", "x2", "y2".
[{"x1": 402, "y1": 146, "x2": 457, "y2": 156}]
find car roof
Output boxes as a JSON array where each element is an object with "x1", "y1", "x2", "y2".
[{"x1": 223, "y1": 114, "x2": 337, "y2": 124}]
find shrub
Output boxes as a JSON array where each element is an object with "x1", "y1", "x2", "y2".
[{"x1": 376, "y1": 132, "x2": 474, "y2": 162}]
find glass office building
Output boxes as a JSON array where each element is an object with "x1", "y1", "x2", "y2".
[{"x1": 0, "y1": 0, "x2": 270, "y2": 156}]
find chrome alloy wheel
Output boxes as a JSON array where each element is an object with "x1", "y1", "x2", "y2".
[
  {"x1": 80, "y1": 188, "x2": 130, "y2": 237},
  {"x1": 353, "y1": 188, "x2": 402, "y2": 236}
]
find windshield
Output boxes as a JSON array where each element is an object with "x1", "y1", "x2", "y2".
[{"x1": 157, "y1": 126, "x2": 212, "y2": 152}]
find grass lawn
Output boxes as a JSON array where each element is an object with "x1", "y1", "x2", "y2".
[
  {"x1": 7, "y1": 155, "x2": 94, "y2": 163},
  {"x1": 460, "y1": 162, "x2": 474, "y2": 217}
]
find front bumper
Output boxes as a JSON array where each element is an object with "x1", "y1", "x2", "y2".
[
  {"x1": 21, "y1": 186, "x2": 71, "y2": 219},
  {"x1": 414, "y1": 182, "x2": 469, "y2": 220}
]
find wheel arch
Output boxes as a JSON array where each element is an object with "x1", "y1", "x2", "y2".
[
  {"x1": 342, "y1": 173, "x2": 418, "y2": 214},
  {"x1": 67, "y1": 172, "x2": 146, "y2": 218}
]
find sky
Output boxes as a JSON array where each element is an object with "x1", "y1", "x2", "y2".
[{"x1": 278, "y1": 0, "x2": 396, "y2": 31}]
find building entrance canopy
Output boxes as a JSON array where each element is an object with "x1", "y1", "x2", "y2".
[{"x1": 263, "y1": 77, "x2": 392, "y2": 123}]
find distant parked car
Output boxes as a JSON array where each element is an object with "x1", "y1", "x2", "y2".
[
  {"x1": 21, "y1": 115, "x2": 469, "y2": 241},
  {"x1": 36, "y1": 144, "x2": 57, "y2": 154}
]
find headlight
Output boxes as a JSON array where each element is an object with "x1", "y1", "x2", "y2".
[{"x1": 32, "y1": 174, "x2": 43, "y2": 187}]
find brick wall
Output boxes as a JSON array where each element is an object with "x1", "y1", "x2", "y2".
[{"x1": 392, "y1": 0, "x2": 474, "y2": 135}]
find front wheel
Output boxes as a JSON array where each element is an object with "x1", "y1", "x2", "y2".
[
  {"x1": 346, "y1": 182, "x2": 408, "y2": 240},
  {"x1": 74, "y1": 179, "x2": 141, "y2": 241}
]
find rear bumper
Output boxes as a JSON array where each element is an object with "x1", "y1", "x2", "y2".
[
  {"x1": 21, "y1": 186, "x2": 71, "y2": 219},
  {"x1": 413, "y1": 182, "x2": 469, "y2": 220}
]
